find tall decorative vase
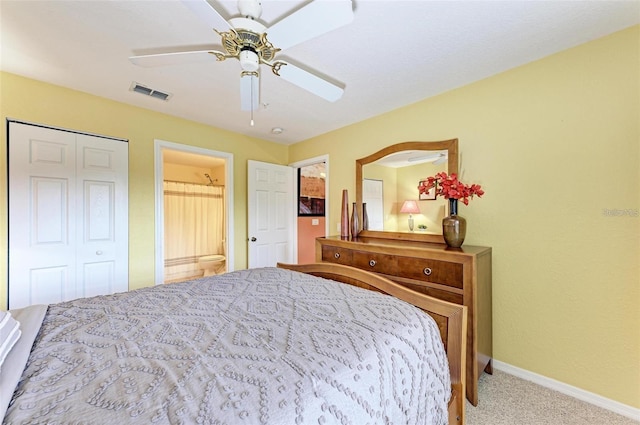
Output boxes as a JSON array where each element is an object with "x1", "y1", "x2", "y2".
[
  {"x1": 340, "y1": 190, "x2": 349, "y2": 239},
  {"x1": 443, "y1": 198, "x2": 466, "y2": 248},
  {"x1": 362, "y1": 202, "x2": 369, "y2": 231},
  {"x1": 350, "y1": 202, "x2": 360, "y2": 239}
]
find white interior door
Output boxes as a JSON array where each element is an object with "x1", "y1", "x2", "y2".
[
  {"x1": 363, "y1": 178, "x2": 384, "y2": 231},
  {"x1": 8, "y1": 122, "x2": 128, "y2": 309},
  {"x1": 75, "y1": 133, "x2": 129, "y2": 298},
  {"x1": 247, "y1": 160, "x2": 294, "y2": 268}
]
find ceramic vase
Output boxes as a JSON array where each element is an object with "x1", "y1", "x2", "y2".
[
  {"x1": 442, "y1": 198, "x2": 466, "y2": 248},
  {"x1": 362, "y1": 202, "x2": 369, "y2": 231},
  {"x1": 350, "y1": 202, "x2": 360, "y2": 239},
  {"x1": 340, "y1": 190, "x2": 349, "y2": 239}
]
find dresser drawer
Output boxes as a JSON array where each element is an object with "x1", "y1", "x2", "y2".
[
  {"x1": 321, "y1": 245, "x2": 353, "y2": 265},
  {"x1": 396, "y1": 257, "x2": 463, "y2": 289},
  {"x1": 352, "y1": 250, "x2": 397, "y2": 275}
]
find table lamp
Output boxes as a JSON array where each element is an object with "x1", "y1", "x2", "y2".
[{"x1": 400, "y1": 200, "x2": 420, "y2": 231}]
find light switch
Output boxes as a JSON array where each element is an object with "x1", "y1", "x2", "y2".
[{"x1": 312, "y1": 219, "x2": 319, "y2": 226}]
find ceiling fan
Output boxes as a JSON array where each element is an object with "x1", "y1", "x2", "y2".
[{"x1": 129, "y1": 0, "x2": 353, "y2": 115}]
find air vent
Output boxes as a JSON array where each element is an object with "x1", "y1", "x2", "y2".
[{"x1": 129, "y1": 82, "x2": 172, "y2": 101}]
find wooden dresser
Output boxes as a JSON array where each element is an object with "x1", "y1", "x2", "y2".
[{"x1": 316, "y1": 235, "x2": 492, "y2": 406}]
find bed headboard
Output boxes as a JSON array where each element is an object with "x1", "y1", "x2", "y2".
[{"x1": 277, "y1": 262, "x2": 467, "y2": 424}]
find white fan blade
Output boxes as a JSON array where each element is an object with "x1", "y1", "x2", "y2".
[
  {"x1": 181, "y1": 0, "x2": 231, "y2": 31},
  {"x1": 267, "y1": 0, "x2": 354, "y2": 51},
  {"x1": 433, "y1": 154, "x2": 448, "y2": 165},
  {"x1": 240, "y1": 72, "x2": 259, "y2": 111},
  {"x1": 276, "y1": 62, "x2": 344, "y2": 102},
  {"x1": 129, "y1": 50, "x2": 225, "y2": 67}
]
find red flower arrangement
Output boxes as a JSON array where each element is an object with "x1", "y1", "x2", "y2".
[{"x1": 418, "y1": 172, "x2": 485, "y2": 205}]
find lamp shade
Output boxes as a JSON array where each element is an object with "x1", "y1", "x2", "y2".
[{"x1": 400, "y1": 200, "x2": 420, "y2": 214}]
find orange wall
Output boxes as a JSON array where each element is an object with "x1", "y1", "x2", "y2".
[{"x1": 297, "y1": 217, "x2": 326, "y2": 263}]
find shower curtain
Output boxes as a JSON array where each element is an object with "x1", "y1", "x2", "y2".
[{"x1": 164, "y1": 181, "x2": 225, "y2": 282}]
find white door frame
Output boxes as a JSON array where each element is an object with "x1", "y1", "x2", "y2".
[
  {"x1": 154, "y1": 139, "x2": 234, "y2": 284},
  {"x1": 289, "y1": 154, "x2": 330, "y2": 260}
]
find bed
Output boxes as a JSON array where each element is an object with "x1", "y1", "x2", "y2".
[{"x1": 1, "y1": 263, "x2": 466, "y2": 425}]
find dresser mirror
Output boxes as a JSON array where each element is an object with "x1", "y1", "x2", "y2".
[{"x1": 356, "y1": 139, "x2": 459, "y2": 243}]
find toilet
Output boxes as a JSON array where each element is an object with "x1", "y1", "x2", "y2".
[{"x1": 198, "y1": 254, "x2": 226, "y2": 277}]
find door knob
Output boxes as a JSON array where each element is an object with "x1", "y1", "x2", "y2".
[
  {"x1": 250, "y1": 237, "x2": 257, "y2": 242},
  {"x1": 96, "y1": 250, "x2": 103, "y2": 255}
]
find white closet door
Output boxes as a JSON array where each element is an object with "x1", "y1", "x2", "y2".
[
  {"x1": 75, "y1": 132, "x2": 128, "y2": 299},
  {"x1": 8, "y1": 122, "x2": 128, "y2": 309}
]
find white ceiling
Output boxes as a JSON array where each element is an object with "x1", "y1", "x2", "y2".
[{"x1": 1, "y1": 1, "x2": 638, "y2": 145}]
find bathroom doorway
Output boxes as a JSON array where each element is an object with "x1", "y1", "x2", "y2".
[{"x1": 154, "y1": 140, "x2": 234, "y2": 284}]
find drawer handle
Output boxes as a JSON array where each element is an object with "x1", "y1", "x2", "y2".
[
  {"x1": 334, "y1": 252, "x2": 340, "y2": 259},
  {"x1": 423, "y1": 267, "x2": 432, "y2": 276},
  {"x1": 369, "y1": 259, "x2": 377, "y2": 267}
]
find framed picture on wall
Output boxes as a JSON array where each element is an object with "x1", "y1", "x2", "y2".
[{"x1": 418, "y1": 180, "x2": 437, "y2": 200}]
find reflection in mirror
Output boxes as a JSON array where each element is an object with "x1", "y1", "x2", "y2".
[
  {"x1": 362, "y1": 150, "x2": 448, "y2": 233},
  {"x1": 356, "y1": 140, "x2": 458, "y2": 243}
]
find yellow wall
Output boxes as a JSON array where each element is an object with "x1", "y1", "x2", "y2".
[
  {"x1": 290, "y1": 26, "x2": 640, "y2": 408},
  {"x1": 163, "y1": 163, "x2": 224, "y2": 185},
  {"x1": 0, "y1": 71, "x2": 288, "y2": 305}
]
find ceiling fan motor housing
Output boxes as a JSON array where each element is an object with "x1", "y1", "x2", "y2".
[
  {"x1": 222, "y1": 18, "x2": 279, "y2": 66},
  {"x1": 238, "y1": 0, "x2": 262, "y2": 19}
]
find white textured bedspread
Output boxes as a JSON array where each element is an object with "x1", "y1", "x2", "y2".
[{"x1": 4, "y1": 267, "x2": 450, "y2": 425}]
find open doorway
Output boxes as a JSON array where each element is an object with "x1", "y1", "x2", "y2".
[
  {"x1": 291, "y1": 155, "x2": 329, "y2": 264},
  {"x1": 154, "y1": 140, "x2": 234, "y2": 284}
]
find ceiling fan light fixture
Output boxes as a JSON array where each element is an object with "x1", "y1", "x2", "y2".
[
  {"x1": 239, "y1": 49, "x2": 259, "y2": 72},
  {"x1": 240, "y1": 71, "x2": 259, "y2": 112}
]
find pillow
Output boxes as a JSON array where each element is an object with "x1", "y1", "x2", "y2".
[
  {"x1": 0, "y1": 311, "x2": 21, "y2": 371},
  {"x1": 0, "y1": 305, "x2": 47, "y2": 420}
]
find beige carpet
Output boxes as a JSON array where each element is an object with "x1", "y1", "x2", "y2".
[{"x1": 466, "y1": 370, "x2": 639, "y2": 425}]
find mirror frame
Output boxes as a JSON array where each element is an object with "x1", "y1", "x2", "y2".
[{"x1": 356, "y1": 139, "x2": 459, "y2": 243}]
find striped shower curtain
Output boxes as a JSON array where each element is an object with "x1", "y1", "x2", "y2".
[{"x1": 163, "y1": 181, "x2": 225, "y2": 282}]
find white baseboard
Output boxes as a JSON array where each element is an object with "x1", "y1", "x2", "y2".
[{"x1": 493, "y1": 360, "x2": 640, "y2": 422}]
